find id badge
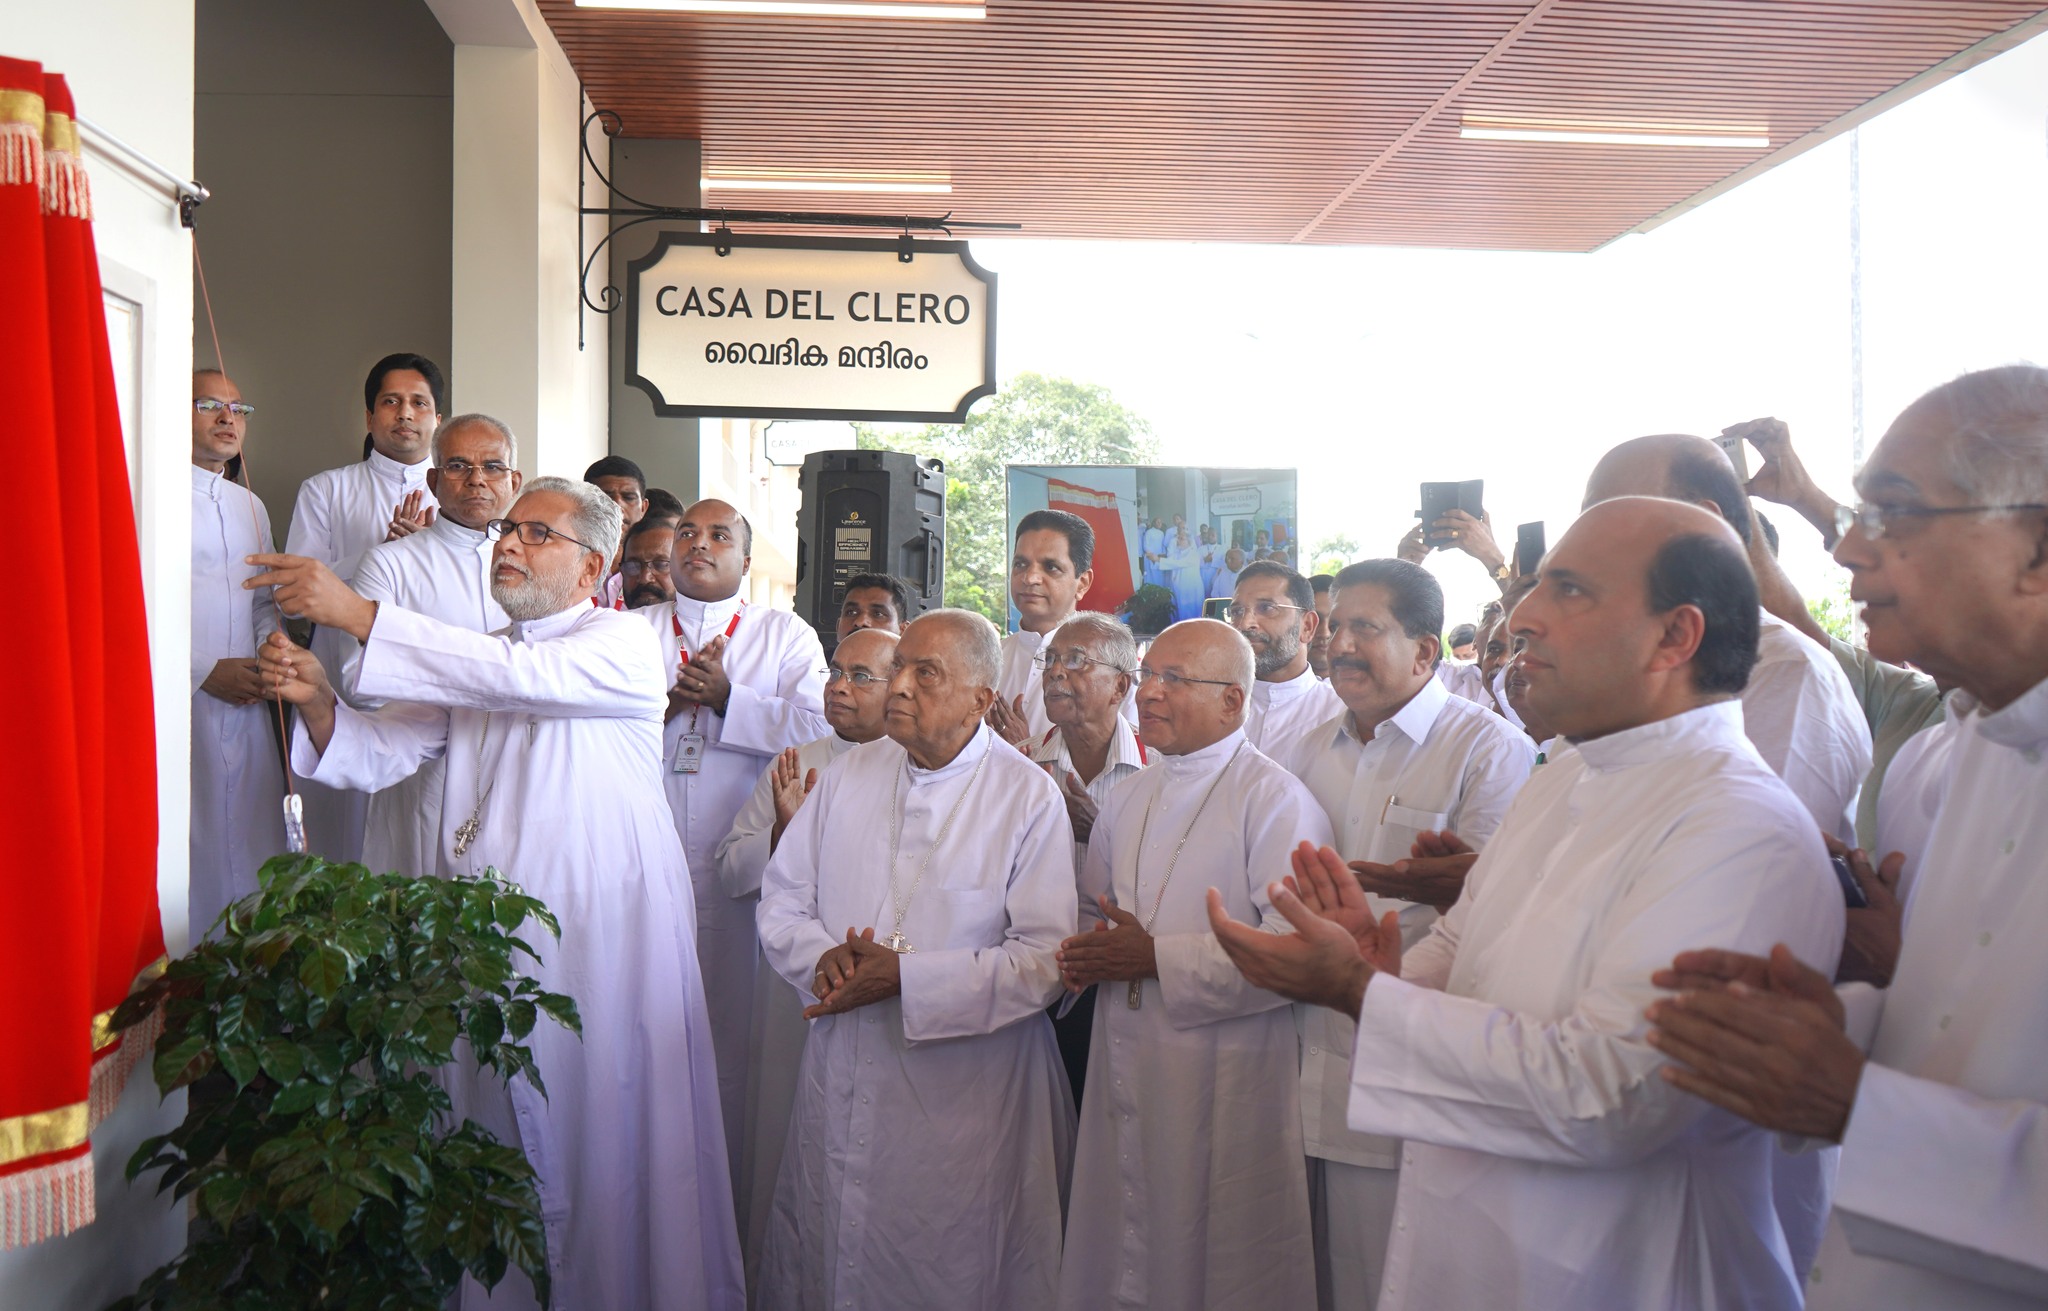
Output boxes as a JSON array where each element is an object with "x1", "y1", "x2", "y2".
[{"x1": 673, "y1": 732, "x2": 706, "y2": 774}]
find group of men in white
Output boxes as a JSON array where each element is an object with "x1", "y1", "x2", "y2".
[{"x1": 186, "y1": 353, "x2": 2048, "y2": 1311}]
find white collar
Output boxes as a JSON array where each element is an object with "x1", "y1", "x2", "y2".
[
  {"x1": 1572, "y1": 700, "x2": 1746, "y2": 773},
  {"x1": 191, "y1": 463, "x2": 224, "y2": 497},
  {"x1": 1341, "y1": 673, "x2": 1449, "y2": 746},
  {"x1": 366, "y1": 447, "x2": 431, "y2": 485},
  {"x1": 673, "y1": 589, "x2": 745, "y2": 634},
  {"x1": 1160, "y1": 727, "x2": 1248, "y2": 780},
  {"x1": 1255, "y1": 663, "x2": 1319, "y2": 703},
  {"x1": 903, "y1": 722, "x2": 996, "y2": 781},
  {"x1": 431, "y1": 513, "x2": 491, "y2": 547},
  {"x1": 512, "y1": 603, "x2": 596, "y2": 644},
  {"x1": 1974, "y1": 675, "x2": 2048, "y2": 752}
]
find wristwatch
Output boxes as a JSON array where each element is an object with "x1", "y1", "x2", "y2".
[{"x1": 1492, "y1": 562, "x2": 1513, "y2": 583}]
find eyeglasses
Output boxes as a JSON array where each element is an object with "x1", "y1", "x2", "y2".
[
  {"x1": 1135, "y1": 666, "x2": 1237, "y2": 691},
  {"x1": 825, "y1": 667, "x2": 887, "y2": 687},
  {"x1": 440, "y1": 457, "x2": 514, "y2": 481},
  {"x1": 620, "y1": 557, "x2": 672, "y2": 576},
  {"x1": 194, "y1": 399, "x2": 256, "y2": 418},
  {"x1": 1835, "y1": 501, "x2": 2048, "y2": 541},
  {"x1": 1223, "y1": 600, "x2": 1303, "y2": 623},
  {"x1": 1034, "y1": 648, "x2": 1131, "y2": 676},
  {"x1": 485, "y1": 518, "x2": 599, "y2": 553}
]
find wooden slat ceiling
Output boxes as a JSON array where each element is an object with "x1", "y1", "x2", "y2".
[{"x1": 539, "y1": 1, "x2": 2048, "y2": 252}]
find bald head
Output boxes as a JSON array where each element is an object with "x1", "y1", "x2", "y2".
[
  {"x1": 824, "y1": 626, "x2": 899, "y2": 741},
  {"x1": 673, "y1": 497, "x2": 752, "y2": 602},
  {"x1": 1136, "y1": 619, "x2": 1254, "y2": 755},
  {"x1": 905, "y1": 608, "x2": 1001, "y2": 691},
  {"x1": 1584, "y1": 433, "x2": 1753, "y2": 545}
]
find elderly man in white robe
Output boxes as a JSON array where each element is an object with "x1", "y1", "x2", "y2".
[
  {"x1": 189, "y1": 369, "x2": 284, "y2": 934},
  {"x1": 757, "y1": 609, "x2": 1076, "y2": 1310},
  {"x1": 1055, "y1": 618, "x2": 1334, "y2": 1311},
  {"x1": 1028, "y1": 611, "x2": 1148, "y2": 1106},
  {"x1": 991, "y1": 509, "x2": 1136, "y2": 746},
  {"x1": 1228, "y1": 560, "x2": 1342, "y2": 769},
  {"x1": 1582, "y1": 432, "x2": 1872, "y2": 1272},
  {"x1": 1648, "y1": 365, "x2": 2048, "y2": 1311},
  {"x1": 714, "y1": 625, "x2": 899, "y2": 1289},
  {"x1": 284, "y1": 353, "x2": 443, "y2": 863},
  {"x1": 1287, "y1": 558, "x2": 1536, "y2": 1310},
  {"x1": 338, "y1": 414, "x2": 518, "y2": 879},
  {"x1": 1211, "y1": 497, "x2": 1844, "y2": 1311},
  {"x1": 639, "y1": 496, "x2": 829, "y2": 1188},
  {"x1": 248, "y1": 477, "x2": 743, "y2": 1310}
]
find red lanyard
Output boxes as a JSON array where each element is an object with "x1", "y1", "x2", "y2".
[{"x1": 674, "y1": 606, "x2": 743, "y2": 668}]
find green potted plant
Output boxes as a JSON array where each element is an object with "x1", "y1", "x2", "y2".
[{"x1": 108, "y1": 854, "x2": 581, "y2": 1310}]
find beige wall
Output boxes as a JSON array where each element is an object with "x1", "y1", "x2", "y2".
[
  {"x1": 194, "y1": 0, "x2": 454, "y2": 533},
  {"x1": 0, "y1": 4, "x2": 196, "y2": 1305}
]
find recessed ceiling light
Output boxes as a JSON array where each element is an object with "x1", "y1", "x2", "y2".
[
  {"x1": 702, "y1": 170, "x2": 953, "y2": 194},
  {"x1": 1459, "y1": 116, "x2": 1768, "y2": 149},
  {"x1": 578, "y1": 0, "x2": 984, "y2": 17}
]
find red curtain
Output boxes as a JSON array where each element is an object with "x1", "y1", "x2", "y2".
[
  {"x1": 0, "y1": 60, "x2": 166, "y2": 1250},
  {"x1": 1047, "y1": 476, "x2": 1136, "y2": 614}
]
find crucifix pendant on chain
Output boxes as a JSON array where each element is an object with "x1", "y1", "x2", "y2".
[
  {"x1": 884, "y1": 931, "x2": 914, "y2": 954},
  {"x1": 1127, "y1": 980, "x2": 1143, "y2": 1010},
  {"x1": 453, "y1": 815, "x2": 481, "y2": 857}
]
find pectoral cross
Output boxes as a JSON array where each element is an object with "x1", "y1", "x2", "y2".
[
  {"x1": 454, "y1": 815, "x2": 481, "y2": 857},
  {"x1": 883, "y1": 931, "x2": 914, "y2": 954}
]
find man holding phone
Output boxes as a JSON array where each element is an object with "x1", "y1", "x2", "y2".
[{"x1": 1398, "y1": 489, "x2": 1520, "y2": 596}]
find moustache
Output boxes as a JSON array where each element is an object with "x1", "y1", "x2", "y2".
[{"x1": 1327, "y1": 657, "x2": 1375, "y2": 675}]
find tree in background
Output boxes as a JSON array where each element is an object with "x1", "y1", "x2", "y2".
[
  {"x1": 1307, "y1": 533, "x2": 1360, "y2": 577},
  {"x1": 856, "y1": 373, "x2": 1158, "y2": 623},
  {"x1": 1807, "y1": 573, "x2": 1857, "y2": 642}
]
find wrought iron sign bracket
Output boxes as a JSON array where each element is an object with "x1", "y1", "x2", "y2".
[{"x1": 577, "y1": 108, "x2": 1019, "y2": 350}]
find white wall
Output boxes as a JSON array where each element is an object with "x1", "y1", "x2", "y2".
[
  {"x1": 439, "y1": 0, "x2": 609, "y2": 478},
  {"x1": 0, "y1": 3, "x2": 195, "y2": 1304}
]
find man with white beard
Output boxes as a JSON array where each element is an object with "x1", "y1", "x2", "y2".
[
  {"x1": 756, "y1": 609, "x2": 1075, "y2": 1309},
  {"x1": 1228, "y1": 561, "x2": 1342, "y2": 768},
  {"x1": 638, "y1": 497, "x2": 829, "y2": 1188},
  {"x1": 284, "y1": 352, "x2": 444, "y2": 862},
  {"x1": 714, "y1": 625, "x2": 900, "y2": 1287},
  {"x1": 248, "y1": 477, "x2": 743, "y2": 1310},
  {"x1": 339, "y1": 414, "x2": 518, "y2": 878},
  {"x1": 1055, "y1": 619, "x2": 1334, "y2": 1311},
  {"x1": 188, "y1": 368, "x2": 284, "y2": 934}
]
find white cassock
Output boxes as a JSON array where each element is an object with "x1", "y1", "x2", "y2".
[
  {"x1": 1345, "y1": 701, "x2": 1842, "y2": 1311},
  {"x1": 1740, "y1": 609, "x2": 1873, "y2": 1274},
  {"x1": 1433, "y1": 659, "x2": 1491, "y2": 707},
  {"x1": 1168, "y1": 542, "x2": 1206, "y2": 620},
  {"x1": 189, "y1": 465, "x2": 286, "y2": 935},
  {"x1": 756, "y1": 724, "x2": 1076, "y2": 1309},
  {"x1": 1246, "y1": 664, "x2": 1343, "y2": 769},
  {"x1": 1872, "y1": 693, "x2": 1970, "y2": 901},
  {"x1": 997, "y1": 625, "x2": 1137, "y2": 743},
  {"x1": 1287, "y1": 678, "x2": 1535, "y2": 1309},
  {"x1": 339, "y1": 513, "x2": 505, "y2": 879},
  {"x1": 292, "y1": 603, "x2": 743, "y2": 1311},
  {"x1": 285, "y1": 449, "x2": 435, "y2": 864},
  {"x1": 639, "y1": 591, "x2": 828, "y2": 1186},
  {"x1": 1057, "y1": 730, "x2": 1335, "y2": 1311},
  {"x1": 1805, "y1": 677, "x2": 2048, "y2": 1311},
  {"x1": 1141, "y1": 525, "x2": 1167, "y2": 587},
  {"x1": 713, "y1": 729, "x2": 857, "y2": 1290},
  {"x1": 1206, "y1": 566, "x2": 1240, "y2": 601}
]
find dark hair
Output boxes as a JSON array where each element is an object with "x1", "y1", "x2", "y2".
[
  {"x1": 621, "y1": 515, "x2": 675, "y2": 551},
  {"x1": 1309, "y1": 573, "x2": 1335, "y2": 596},
  {"x1": 843, "y1": 572, "x2": 915, "y2": 621},
  {"x1": 1646, "y1": 533, "x2": 1760, "y2": 694},
  {"x1": 1332, "y1": 558, "x2": 1446, "y2": 666},
  {"x1": 645, "y1": 486, "x2": 685, "y2": 519},
  {"x1": 1234, "y1": 560, "x2": 1313, "y2": 611},
  {"x1": 1447, "y1": 623, "x2": 1477, "y2": 647},
  {"x1": 1015, "y1": 508, "x2": 1095, "y2": 574},
  {"x1": 1756, "y1": 511, "x2": 1780, "y2": 558},
  {"x1": 363, "y1": 352, "x2": 446, "y2": 414},
  {"x1": 1669, "y1": 448, "x2": 1753, "y2": 545},
  {"x1": 583, "y1": 455, "x2": 646, "y2": 490}
]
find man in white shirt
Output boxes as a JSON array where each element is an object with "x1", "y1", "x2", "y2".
[
  {"x1": 640, "y1": 497, "x2": 829, "y2": 1190},
  {"x1": 1207, "y1": 545, "x2": 1246, "y2": 603},
  {"x1": 250, "y1": 476, "x2": 743, "y2": 1309},
  {"x1": 991, "y1": 508, "x2": 1120, "y2": 745},
  {"x1": 1229, "y1": 560, "x2": 1343, "y2": 768},
  {"x1": 1211, "y1": 497, "x2": 1843, "y2": 1311},
  {"x1": 756, "y1": 609, "x2": 1075, "y2": 1309},
  {"x1": 1648, "y1": 364, "x2": 2048, "y2": 1310},
  {"x1": 341, "y1": 414, "x2": 519, "y2": 880},
  {"x1": 189, "y1": 369, "x2": 284, "y2": 935},
  {"x1": 285, "y1": 352, "x2": 444, "y2": 863},
  {"x1": 1028, "y1": 611, "x2": 1148, "y2": 1104},
  {"x1": 1055, "y1": 619, "x2": 1335, "y2": 1311},
  {"x1": 714, "y1": 625, "x2": 900, "y2": 1287},
  {"x1": 1289, "y1": 558, "x2": 1536, "y2": 1309}
]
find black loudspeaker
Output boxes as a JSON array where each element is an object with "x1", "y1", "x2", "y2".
[{"x1": 795, "y1": 449, "x2": 946, "y2": 652}]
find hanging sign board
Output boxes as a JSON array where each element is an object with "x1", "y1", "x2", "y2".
[{"x1": 626, "y1": 231, "x2": 997, "y2": 424}]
